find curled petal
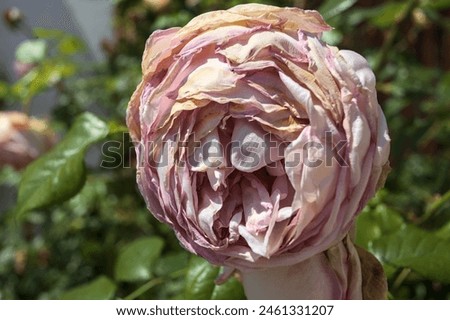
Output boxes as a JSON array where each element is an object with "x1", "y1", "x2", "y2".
[{"x1": 231, "y1": 119, "x2": 283, "y2": 172}]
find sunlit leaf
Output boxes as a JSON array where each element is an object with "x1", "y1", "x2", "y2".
[
  {"x1": 184, "y1": 257, "x2": 218, "y2": 300},
  {"x1": 322, "y1": 30, "x2": 344, "y2": 45},
  {"x1": 154, "y1": 252, "x2": 189, "y2": 277},
  {"x1": 152, "y1": 11, "x2": 193, "y2": 30},
  {"x1": 0, "y1": 166, "x2": 21, "y2": 186},
  {"x1": 0, "y1": 81, "x2": 8, "y2": 99},
  {"x1": 185, "y1": 256, "x2": 245, "y2": 300},
  {"x1": 28, "y1": 61, "x2": 76, "y2": 95},
  {"x1": 114, "y1": 237, "x2": 164, "y2": 282},
  {"x1": 211, "y1": 274, "x2": 246, "y2": 300},
  {"x1": 58, "y1": 36, "x2": 85, "y2": 55},
  {"x1": 437, "y1": 221, "x2": 450, "y2": 240},
  {"x1": 371, "y1": 226, "x2": 450, "y2": 283},
  {"x1": 370, "y1": 2, "x2": 409, "y2": 28},
  {"x1": 33, "y1": 27, "x2": 65, "y2": 39},
  {"x1": 16, "y1": 112, "x2": 109, "y2": 218},
  {"x1": 11, "y1": 60, "x2": 77, "y2": 104},
  {"x1": 422, "y1": 0, "x2": 450, "y2": 10},
  {"x1": 60, "y1": 276, "x2": 116, "y2": 300},
  {"x1": 356, "y1": 203, "x2": 405, "y2": 249},
  {"x1": 108, "y1": 121, "x2": 129, "y2": 135}
]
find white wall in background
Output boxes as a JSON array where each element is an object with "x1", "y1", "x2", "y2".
[{"x1": 63, "y1": 0, "x2": 113, "y2": 61}]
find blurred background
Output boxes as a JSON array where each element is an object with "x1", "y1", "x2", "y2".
[{"x1": 0, "y1": 0, "x2": 449, "y2": 300}]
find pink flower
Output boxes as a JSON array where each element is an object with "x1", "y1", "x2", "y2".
[
  {"x1": 127, "y1": 4, "x2": 390, "y2": 299},
  {"x1": 0, "y1": 112, "x2": 56, "y2": 170}
]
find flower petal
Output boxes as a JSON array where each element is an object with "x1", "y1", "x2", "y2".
[
  {"x1": 241, "y1": 236, "x2": 363, "y2": 299},
  {"x1": 231, "y1": 119, "x2": 284, "y2": 172}
]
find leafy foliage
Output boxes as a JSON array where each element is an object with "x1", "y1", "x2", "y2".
[
  {"x1": 16, "y1": 112, "x2": 109, "y2": 219},
  {"x1": 356, "y1": 194, "x2": 450, "y2": 295},
  {"x1": 184, "y1": 257, "x2": 246, "y2": 300},
  {"x1": 0, "y1": 0, "x2": 449, "y2": 300},
  {"x1": 60, "y1": 276, "x2": 116, "y2": 300},
  {"x1": 114, "y1": 237, "x2": 164, "y2": 282}
]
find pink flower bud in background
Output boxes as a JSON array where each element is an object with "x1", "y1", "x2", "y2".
[
  {"x1": 3, "y1": 7, "x2": 23, "y2": 29},
  {"x1": 0, "y1": 112, "x2": 56, "y2": 170},
  {"x1": 13, "y1": 60, "x2": 36, "y2": 78},
  {"x1": 127, "y1": 4, "x2": 390, "y2": 299}
]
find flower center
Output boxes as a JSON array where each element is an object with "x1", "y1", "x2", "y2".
[{"x1": 180, "y1": 107, "x2": 299, "y2": 257}]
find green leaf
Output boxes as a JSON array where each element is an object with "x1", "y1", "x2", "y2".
[
  {"x1": 0, "y1": 81, "x2": 8, "y2": 99},
  {"x1": 322, "y1": 30, "x2": 344, "y2": 46},
  {"x1": 58, "y1": 35, "x2": 85, "y2": 55},
  {"x1": 33, "y1": 27, "x2": 65, "y2": 39},
  {"x1": 185, "y1": 256, "x2": 245, "y2": 300},
  {"x1": 16, "y1": 112, "x2": 109, "y2": 218},
  {"x1": 437, "y1": 221, "x2": 450, "y2": 240},
  {"x1": 422, "y1": 0, "x2": 450, "y2": 10},
  {"x1": 355, "y1": 204, "x2": 405, "y2": 249},
  {"x1": 15, "y1": 61, "x2": 77, "y2": 103},
  {"x1": 185, "y1": 256, "x2": 219, "y2": 299},
  {"x1": 108, "y1": 121, "x2": 129, "y2": 135},
  {"x1": 154, "y1": 252, "x2": 189, "y2": 277},
  {"x1": 371, "y1": 226, "x2": 450, "y2": 283},
  {"x1": 114, "y1": 237, "x2": 164, "y2": 282},
  {"x1": 421, "y1": 190, "x2": 450, "y2": 226},
  {"x1": 152, "y1": 10, "x2": 193, "y2": 30},
  {"x1": 60, "y1": 276, "x2": 116, "y2": 300},
  {"x1": 211, "y1": 274, "x2": 246, "y2": 300},
  {"x1": 0, "y1": 166, "x2": 21, "y2": 186},
  {"x1": 370, "y1": 2, "x2": 409, "y2": 29},
  {"x1": 319, "y1": 0, "x2": 358, "y2": 20},
  {"x1": 15, "y1": 39, "x2": 47, "y2": 64}
]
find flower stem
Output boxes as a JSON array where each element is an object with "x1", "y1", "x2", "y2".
[
  {"x1": 123, "y1": 268, "x2": 186, "y2": 300},
  {"x1": 124, "y1": 278, "x2": 163, "y2": 300},
  {"x1": 393, "y1": 268, "x2": 411, "y2": 290}
]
